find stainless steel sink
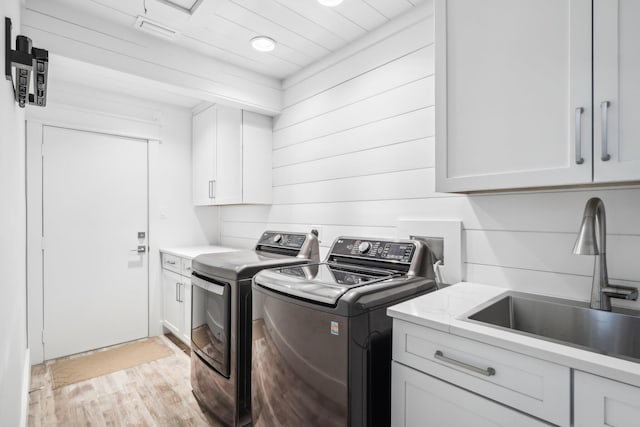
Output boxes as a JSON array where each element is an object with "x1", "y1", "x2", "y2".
[{"x1": 465, "y1": 292, "x2": 640, "y2": 363}]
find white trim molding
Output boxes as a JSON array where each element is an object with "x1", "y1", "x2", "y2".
[{"x1": 20, "y1": 349, "x2": 31, "y2": 427}]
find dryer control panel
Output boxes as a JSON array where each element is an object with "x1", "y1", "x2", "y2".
[
  {"x1": 257, "y1": 231, "x2": 307, "y2": 249},
  {"x1": 330, "y1": 238, "x2": 416, "y2": 264}
]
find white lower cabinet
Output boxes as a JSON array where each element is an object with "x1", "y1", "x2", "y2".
[
  {"x1": 161, "y1": 252, "x2": 192, "y2": 346},
  {"x1": 391, "y1": 319, "x2": 640, "y2": 427},
  {"x1": 574, "y1": 371, "x2": 640, "y2": 427},
  {"x1": 392, "y1": 320, "x2": 570, "y2": 426},
  {"x1": 162, "y1": 268, "x2": 185, "y2": 337},
  {"x1": 392, "y1": 362, "x2": 550, "y2": 427},
  {"x1": 181, "y1": 280, "x2": 191, "y2": 344}
]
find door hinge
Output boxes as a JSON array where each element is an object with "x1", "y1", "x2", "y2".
[
  {"x1": 41, "y1": 329, "x2": 45, "y2": 344},
  {"x1": 41, "y1": 236, "x2": 45, "y2": 250},
  {"x1": 41, "y1": 141, "x2": 44, "y2": 157}
]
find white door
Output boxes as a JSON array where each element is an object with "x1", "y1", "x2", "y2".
[
  {"x1": 593, "y1": 0, "x2": 640, "y2": 182},
  {"x1": 42, "y1": 126, "x2": 148, "y2": 360}
]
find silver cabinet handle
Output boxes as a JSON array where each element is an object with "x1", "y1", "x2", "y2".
[
  {"x1": 179, "y1": 283, "x2": 184, "y2": 302},
  {"x1": 575, "y1": 107, "x2": 584, "y2": 165},
  {"x1": 601, "y1": 101, "x2": 611, "y2": 161},
  {"x1": 208, "y1": 180, "x2": 216, "y2": 199},
  {"x1": 434, "y1": 350, "x2": 496, "y2": 376},
  {"x1": 175, "y1": 282, "x2": 180, "y2": 302},
  {"x1": 165, "y1": 260, "x2": 176, "y2": 265},
  {"x1": 130, "y1": 245, "x2": 146, "y2": 253}
]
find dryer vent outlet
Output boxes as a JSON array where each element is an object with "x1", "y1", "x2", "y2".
[{"x1": 411, "y1": 236, "x2": 444, "y2": 264}]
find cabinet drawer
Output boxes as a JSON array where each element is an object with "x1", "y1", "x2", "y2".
[
  {"x1": 181, "y1": 258, "x2": 192, "y2": 277},
  {"x1": 574, "y1": 371, "x2": 640, "y2": 427},
  {"x1": 392, "y1": 362, "x2": 551, "y2": 427},
  {"x1": 393, "y1": 320, "x2": 570, "y2": 426},
  {"x1": 161, "y1": 253, "x2": 180, "y2": 274}
]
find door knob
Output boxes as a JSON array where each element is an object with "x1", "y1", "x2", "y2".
[{"x1": 130, "y1": 245, "x2": 146, "y2": 253}]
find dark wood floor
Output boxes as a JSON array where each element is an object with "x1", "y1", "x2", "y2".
[{"x1": 28, "y1": 335, "x2": 223, "y2": 427}]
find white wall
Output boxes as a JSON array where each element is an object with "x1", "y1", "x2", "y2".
[
  {"x1": 218, "y1": 2, "x2": 640, "y2": 310},
  {"x1": 25, "y1": 82, "x2": 219, "y2": 363},
  {"x1": 0, "y1": 2, "x2": 30, "y2": 426}
]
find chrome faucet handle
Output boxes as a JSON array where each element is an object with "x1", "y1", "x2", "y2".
[{"x1": 601, "y1": 285, "x2": 639, "y2": 301}]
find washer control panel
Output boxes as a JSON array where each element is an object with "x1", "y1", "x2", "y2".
[
  {"x1": 330, "y1": 238, "x2": 416, "y2": 263},
  {"x1": 258, "y1": 231, "x2": 307, "y2": 249}
]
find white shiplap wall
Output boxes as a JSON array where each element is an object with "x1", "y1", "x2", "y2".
[{"x1": 219, "y1": 2, "x2": 640, "y2": 309}]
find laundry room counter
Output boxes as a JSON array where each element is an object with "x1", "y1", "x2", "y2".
[{"x1": 159, "y1": 245, "x2": 240, "y2": 259}]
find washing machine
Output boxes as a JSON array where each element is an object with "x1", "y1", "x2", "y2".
[{"x1": 251, "y1": 236, "x2": 437, "y2": 427}]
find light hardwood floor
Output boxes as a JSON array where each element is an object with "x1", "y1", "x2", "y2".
[{"x1": 28, "y1": 335, "x2": 223, "y2": 427}]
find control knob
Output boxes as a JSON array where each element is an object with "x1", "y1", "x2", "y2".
[
  {"x1": 273, "y1": 234, "x2": 282, "y2": 243},
  {"x1": 358, "y1": 241, "x2": 372, "y2": 254}
]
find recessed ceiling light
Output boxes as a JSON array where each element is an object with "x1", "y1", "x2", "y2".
[
  {"x1": 318, "y1": 0, "x2": 343, "y2": 6},
  {"x1": 251, "y1": 36, "x2": 276, "y2": 52}
]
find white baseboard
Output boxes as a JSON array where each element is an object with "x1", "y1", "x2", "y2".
[{"x1": 20, "y1": 348, "x2": 31, "y2": 427}]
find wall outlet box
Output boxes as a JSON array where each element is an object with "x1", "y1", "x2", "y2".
[{"x1": 396, "y1": 219, "x2": 463, "y2": 284}]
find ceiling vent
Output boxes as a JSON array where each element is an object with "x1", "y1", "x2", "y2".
[{"x1": 134, "y1": 16, "x2": 180, "y2": 40}]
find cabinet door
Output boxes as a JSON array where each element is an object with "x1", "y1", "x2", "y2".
[
  {"x1": 162, "y1": 268, "x2": 184, "y2": 336},
  {"x1": 242, "y1": 111, "x2": 272, "y2": 204},
  {"x1": 192, "y1": 106, "x2": 216, "y2": 206},
  {"x1": 435, "y1": 0, "x2": 592, "y2": 192},
  {"x1": 593, "y1": 0, "x2": 640, "y2": 182},
  {"x1": 214, "y1": 105, "x2": 243, "y2": 205},
  {"x1": 391, "y1": 362, "x2": 551, "y2": 427},
  {"x1": 181, "y1": 279, "x2": 192, "y2": 346},
  {"x1": 392, "y1": 319, "x2": 570, "y2": 426},
  {"x1": 574, "y1": 371, "x2": 640, "y2": 427}
]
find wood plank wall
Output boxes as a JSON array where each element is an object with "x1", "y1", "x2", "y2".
[{"x1": 219, "y1": 5, "x2": 640, "y2": 309}]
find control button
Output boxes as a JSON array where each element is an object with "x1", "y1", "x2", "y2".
[
  {"x1": 358, "y1": 241, "x2": 372, "y2": 254},
  {"x1": 273, "y1": 234, "x2": 282, "y2": 243}
]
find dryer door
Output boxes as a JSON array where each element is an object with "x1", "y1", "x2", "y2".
[{"x1": 191, "y1": 273, "x2": 231, "y2": 377}]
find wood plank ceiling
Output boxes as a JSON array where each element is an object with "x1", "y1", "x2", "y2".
[{"x1": 43, "y1": 0, "x2": 426, "y2": 80}]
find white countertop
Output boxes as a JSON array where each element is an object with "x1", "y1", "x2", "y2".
[
  {"x1": 388, "y1": 282, "x2": 640, "y2": 388},
  {"x1": 159, "y1": 245, "x2": 240, "y2": 259}
]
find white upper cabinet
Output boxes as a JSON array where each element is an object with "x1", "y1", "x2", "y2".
[
  {"x1": 437, "y1": 0, "x2": 640, "y2": 192},
  {"x1": 193, "y1": 105, "x2": 272, "y2": 206},
  {"x1": 593, "y1": 0, "x2": 640, "y2": 183},
  {"x1": 436, "y1": 0, "x2": 593, "y2": 192},
  {"x1": 193, "y1": 105, "x2": 217, "y2": 206},
  {"x1": 214, "y1": 106, "x2": 243, "y2": 205},
  {"x1": 242, "y1": 111, "x2": 273, "y2": 205}
]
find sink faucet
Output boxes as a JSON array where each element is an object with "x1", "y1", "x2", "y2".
[{"x1": 573, "y1": 197, "x2": 638, "y2": 311}]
